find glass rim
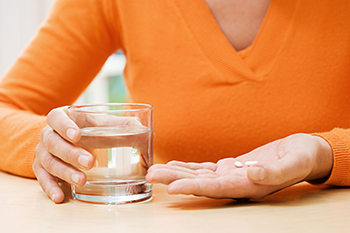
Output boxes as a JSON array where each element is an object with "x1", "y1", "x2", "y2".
[{"x1": 68, "y1": 103, "x2": 153, "y2": 113}]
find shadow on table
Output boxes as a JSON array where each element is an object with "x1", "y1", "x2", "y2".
[
  {"x1": 165, "y1": 182, "x2": 347, "y2": 210},
  {"x1": 59, "y1": 181, "x2": 72, "y2": 203}
]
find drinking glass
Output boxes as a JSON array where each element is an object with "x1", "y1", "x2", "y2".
[{"x1": 68, "y1": 103, "x2": 153, "y2": 204}]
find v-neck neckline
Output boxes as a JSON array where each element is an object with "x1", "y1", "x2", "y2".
[{"x1": 174, "y1": 0, "x2": 297, "y2": 83}]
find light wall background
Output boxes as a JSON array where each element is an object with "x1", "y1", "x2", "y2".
[
  {"x1": 0, "y1": 0, "x2": 126, "y2": 104},
  {"x1": 0, "y1": 0, "x2": 55, "y2": 77}
]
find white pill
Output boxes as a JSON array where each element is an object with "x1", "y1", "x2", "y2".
[
  {"x1": 245, "y1": 161, "x2": 258, "y2": 166},
  {"x1": 234, "y1": 161, "x2": 243, "y2": 168}
]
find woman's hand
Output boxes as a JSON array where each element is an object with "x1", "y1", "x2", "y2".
[
  {"x1": 146, "y1": 134, "x2": 333, "y2": 200},
  {"x1": 32, "y1": 107, "x2": 95, "y2": 204},
  {"x1": 33, "y1": 106, "x2": 151, "y2": 203}
]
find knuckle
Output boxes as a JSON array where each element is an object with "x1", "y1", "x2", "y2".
[
  {"x1": 42, "y1": 155, "x2": 56, "y2": 173},
  {"x1": 63, "y1": 146, "x2": 76, "y2": 162},
  {"x1": 32, "y1": 161, "x2": 39, "y2": 175},
  {"x1": 63, "y1": 169, "x2": 72, "y2": 180},
  {"x1": 35, "y1": 139, "x2": 47, "y2": 155},
  {"x1": 40, "y1": 126, "x2": 50, "y2": 142},
  {"x1": 43, "y1": 132, "x2": 56, "y2": 150},
  {"x1": 35, "y1": 143, "x2": 42, "y2": 156},
  {"x1": 46, "y1": 108, "x2": 58, "y2": 123}
]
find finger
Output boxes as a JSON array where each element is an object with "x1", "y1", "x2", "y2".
[
  {"x1": 167, "y1": 178, "x2": 229, "y2": 198},
  {"x1": 68, "y1": 107, "x2": 144, "y2": 128},
  {"x1": 167, "y1": 161, "x2": 217, "y2": 171},
  {"x1": 147, "y1": 164, "x2": 194, "y2": 174},
  {"x1": 167, "y1": 176, "x2": 288, "y2": 200},
  {"x1": 42, "y1": 128, "x2": 94, "y2": 170},
  {"x1": 32, "y1": 162, "x2": 64, "y2": 204},
  {"x1": 247, "y1": 153, "x2": 310, "y2": 185},
  {"x1": 146, "y1": 165, "x2": 198, "y2": 184},
  {"x1": 149, "y1": 163, "x2": 215, "y2": 176},
  {"x1": 39, "y1": 148, "x2": 87, "y2": 187},
  {"x1": 46, "y1": 107, "x2": 81, "y2": 143},
  {"x1": 147, "y1": 163, "x2": 216, "y2": 182}
]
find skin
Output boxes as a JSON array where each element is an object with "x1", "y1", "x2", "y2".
[
  {"x1": 32, "y1": 0, "x2": 333, "y2": 203},
  {"x1": 205, "y1": 0, "x2": 271, "y2": 51},
  {"x1": 146, "y1": 134, "x2": 333, "y2": 200},
  {"x1": 33, "y1": 107, "x2": 93, "y2": 203},
  {"x1": 33, "y1": 106, "x2": 150, "y2": 203},
  {"x1": 33, "y1": 109, "x2": 333, "y2": 203}
]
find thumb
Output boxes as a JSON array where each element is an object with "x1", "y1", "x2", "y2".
[{"x1": 247, "y1": 157, "x2": 307, "y2": 185}]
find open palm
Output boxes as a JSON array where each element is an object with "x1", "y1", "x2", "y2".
[{"x1": 146, "y1": 134, "x2": 332, "y2": 199}]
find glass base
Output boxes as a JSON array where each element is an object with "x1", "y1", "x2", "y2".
[{"x1": 72, "y1": 180, "x2": 152, "y2": 205}]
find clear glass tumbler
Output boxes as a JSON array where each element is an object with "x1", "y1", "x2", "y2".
[{"x1": 68, "y1": 103, "x2": 154, "y2": 205}]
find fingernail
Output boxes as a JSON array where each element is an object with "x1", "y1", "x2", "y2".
[
  {"x1": 78, "y1": 155, "x2": 90, "y2": 168},
  {"x1": 66, "y1": 128, "x2": 77, "y2": 141},
  {"x1": 71, "y1": 173, "x2": 81, "y2": 184},
  {"x1": 250, "y1": 167, "x2": 265, "y2": 181}
]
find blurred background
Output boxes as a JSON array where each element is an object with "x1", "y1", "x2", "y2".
[{"x1": 0, "y1": 0, "x2": 127, "y2": 104}]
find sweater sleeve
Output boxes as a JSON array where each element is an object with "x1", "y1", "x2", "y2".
[
  {"x1": 0, "y1": 0, "x2": 122, "y2": 178},
  {"x1": 312, "y1": 128, "x2": 350, "y2": 186}
]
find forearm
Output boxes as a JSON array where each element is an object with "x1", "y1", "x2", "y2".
[
  {"x1": 0, "y1": 104, "x2": 46, "y2": 178},
  {"x1": 0, "y1": 0, "x2": 121, "y2": 177}
]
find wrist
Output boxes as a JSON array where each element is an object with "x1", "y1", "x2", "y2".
[{"x1": 305, "y1": 135, "x2": 333, "y2": 183}]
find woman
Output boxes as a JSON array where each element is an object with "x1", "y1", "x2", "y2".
[{"x1": 0, "y1": 0, "x2": 349, "y2": 203}]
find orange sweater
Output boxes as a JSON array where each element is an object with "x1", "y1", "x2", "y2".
[{"x1": 0, "y1": 0, "x2": 350, "y2": 186}]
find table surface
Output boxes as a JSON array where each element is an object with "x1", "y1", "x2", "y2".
[{"x1": 1, "y1": 171, "x2": 350, "y2": 233}]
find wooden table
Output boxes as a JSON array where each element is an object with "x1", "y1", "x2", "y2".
[{"x1": 1, "y1": 171, "x2": 349, "y2": 233}]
